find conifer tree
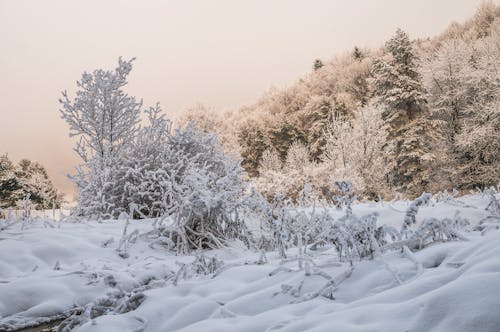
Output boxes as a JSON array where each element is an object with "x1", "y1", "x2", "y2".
[
  {"x1": 372, "y1": 29, "x2": 434, "y2": 196},
  {"x1": 0, "y1": 155, "x2": 61, "y2": 209},
  {"x1": 238, "y1": 123, "x2": 269, "y2": 177},
  {"x1": 313, "y1": 59, "x2": 324, "y2": 71},
  {"x1": 0, "y1": 154, "x2": 19, "y2": 208},
  {"x1": 268, "y1": 123, "x2": 306, "y2": 161},
  {"x1": 303, "y1": 96, "x2": 333, "y2": 160}
]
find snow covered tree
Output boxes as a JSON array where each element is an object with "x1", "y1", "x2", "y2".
[
  {"x1": 353, "y1": 46, "x2": 364, "y2": 61},
  {"x1": 302, "y1": 95, "x2": 334, "y2": 160},
  {"x1": 0, "y1": 155, "x2": 60, "y2": 209},
  {"x1": 15, "y1": 159, "x2": 60, "y2": 209},
  {"x1": 256, "y1": 141, "x2": 320, "y2": 201},
  {"x1": 269, "y1": 123, "x2": 307, "y2": 162},
  {"x1": 180, "y1": 103, "x2": 241, "y2": 154},
  {"x1": 238, "y1": 121, "x2": 269, "y2": 177},
  {"x1": 313, "y1": 59, "x2": 324, "y2": 71},
  {"x1": 322, "y1": 117, "x2": 364, "y2": 193},
  {"x1": 422, "y1": 17, "x2": 500, "y2": 189},
  {"x1": 255, "y1": 148, "x2": 287, "y2": 201},
  {"x1": 350, "y1": 106, "x2": 389, "y2": 198},
  {"x1": 260, "y1": 148, "x2": 282, "y2": 174},
  {"x1": 372, "y1": 29, "x2": 435, "y2": 196},
  {"x1": 0, "y1": 154, "x2": 19, "y2": 208},
  {"x1": 60, "y1": 58, "x2": 142, "y2": 218}
]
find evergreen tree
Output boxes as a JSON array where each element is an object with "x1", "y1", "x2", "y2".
[
  {"x1": 15, "y1": 159, "x2": 60, "y2": 209},
  {"x1": 238, "y1": 123, "x2": 269, "y2": 177},
  {"x1": 372, "y1": 29, "x2": 434, "y2": 196},
  {"x1": 269, "y1": 123, "x2": 306, "y2": 161},
  {"x1": 0, "y1": 154, "x2": 19, "y2": 208},
  {"x1": 313, "y1": 59, "x2": 324, "y2": 71},
  {"x1": 303, "y1": 96, "x2": 333, "y2": 160},
  {"x1": 0, "y1": 155, "x2": 61, "y2": 209},
  {"x1": 353, "y1": 46, "x2": 364, "y2": 61}
]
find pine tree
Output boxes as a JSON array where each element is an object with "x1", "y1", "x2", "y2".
[
  {"x1": 15, "y1": 159, "x2": 60, "y2": 209},
  {"x1": 0, "y1": 154, "x2": 19, "y2": 208},
  {"x1": 313, "y1": 59, "x2": 324, "y2": 71},
  {"x1": 0, "y1": 155, "x2": 60, "y2": 209},
  {"x1": 353, "y1": 46, "x2": 364, "y2": 61},
  {"x1": 268, "y1": 123, "x2": 306, "y2": 162},
  {"x1": 303, "y1": 96, "x2": 334, "y2": 160},
  {"x1": 238, "y1": 122, "x2": 269, "y2": 177},
  {"x1": 372, "y1": 29, "x2": 434, "y2": 196}
]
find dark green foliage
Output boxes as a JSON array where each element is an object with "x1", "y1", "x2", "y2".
[
  {"x1": 313, "y1": 59, "x2": 324, "y2": 71},
  {"x1": 238, "y1": 124, "x2": 270, "y2": 177},
  {"x1": 353, "y1": 46, "x2": 364, "y2": 61},
  {"x1": 0, "y1": 154, "x2": 61, "y2": 209},
  {"x1": 268, "y1": 123, "x2": 306, "y2": 161},
  {"x1": 305, "y1": 98, "x2": 333, "y2": 160},
  {"x1": 0, "y1": 154, "x2": 19, "y2": 208}
]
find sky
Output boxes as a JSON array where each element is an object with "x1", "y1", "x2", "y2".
[{"x1": 0, "y1": 0, "x2": 492, "y2": 199}]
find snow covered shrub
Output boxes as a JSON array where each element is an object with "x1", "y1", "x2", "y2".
[
  {"x1": 434, "y1": 189, "x2": 460, "y2": 203},
  {"x1": 313, "y1": 184, "x2": 398, "y2": 262},
  {"x1": 323, "y1": 212, "x2": 396, "y2": 262},
  {"x1": 393, "y1": 192, "x2": 469, "y2": 250},
  {"x1": 406, "y1": 215, "x2": 468, "y2": 250},
  {"x1": 173, "y1": 253, "x2": 225, "y2": 285},
  {"x1": 254, "y1": 193, "x2": 291, "y2": 258},
  {"x1": 401, "y1": 193, "x2": 432, "y2": 238},
  {"x1": 475, "y1": 187, "x2": 500, "y2": 234},
  {"x1": 484, "y1": 187, "x2": 500, "y2": 216},
  {"x1": 332, "y1": 181, "x2": 356, "y2": 217},
  {"x1": 57, "y1": 290, "x2": 147, "y2": 332},
  {"x1": 117, "y1": 104, "x2": 172, "y2": 218},
  {"x1": 146, "y1": 123, "x2": 251, "y2": 253}
]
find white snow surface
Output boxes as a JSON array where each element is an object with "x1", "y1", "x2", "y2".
[{"x1": 0, "y1": 194, "x2": 499, "y2": 332}]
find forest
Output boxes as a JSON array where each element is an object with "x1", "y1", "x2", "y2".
[{"x1": 182, "y1": 1, "x2": 499, "y2": 201}]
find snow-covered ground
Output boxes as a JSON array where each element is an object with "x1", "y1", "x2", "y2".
[{"x1": 0, "y1": 194, "x2": 499, "y2": 332}]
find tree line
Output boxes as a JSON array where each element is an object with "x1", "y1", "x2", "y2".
[{"x1": 182, "y1": 2, "x2": 500, "y2": 200}]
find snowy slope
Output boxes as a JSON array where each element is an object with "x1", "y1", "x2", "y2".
[{"x1": 0, "y1": 194, "x2": 499, "y2": 332}]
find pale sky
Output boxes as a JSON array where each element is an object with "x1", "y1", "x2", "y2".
[{"x1": 0, "y1": 0, "x2": 491, "y2": 199}]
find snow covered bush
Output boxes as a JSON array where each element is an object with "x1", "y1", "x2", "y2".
[
  {"x1": 153, "y1": 123, "x2": 251, "y2": 253},
  {"x1": 322, "y1": 211, "x2": 397, "y2": 263},
  {"x1": 406, "y1": 216, "x2": 468, "y2": 250},
  {"x1": 253, "y1": 192, "x2": 291, "y2": 258},
  {"x1": 401, "y1": 193, "x2": 432, "y2": 238},
  {"x1": 332, "y1": 181, "x2": 356, "y2": 217},
  {"x1": 117, "y1": 120, "x2": 253, "y2": 253},
  {"x1": 475, "y1": 187, "x2": 500, "y2": 234},
  {"x1": 393, "y1": 193, "x2": 469, "y2": 250},
  {"x1": 484, "y1": 187, "x2": 500, "y2": 216},
  {"x1": 117, "y1": 103, "x2": 172, "y2": 218}
]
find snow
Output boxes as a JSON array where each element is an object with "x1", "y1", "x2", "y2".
[{"x1": 0, "y1": 194, "x2": 499, "y2": 331}]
